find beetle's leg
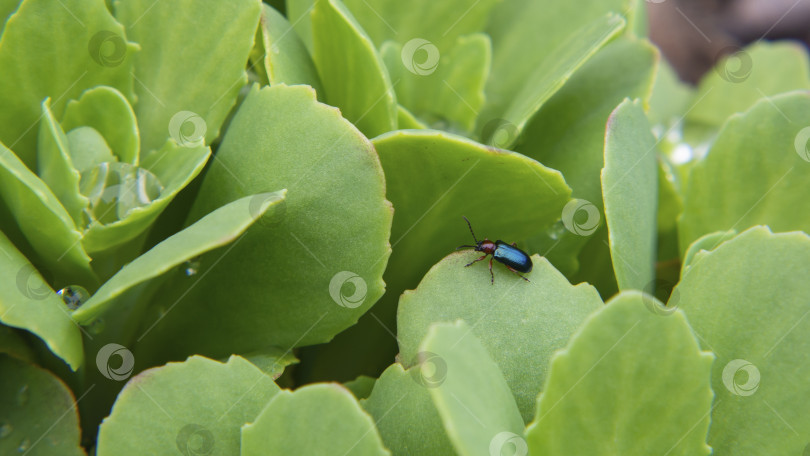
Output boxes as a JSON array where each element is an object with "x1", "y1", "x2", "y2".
[
  {"x1": 511, "y1": 242, "x2": 517, "y2": 247},
  {"x1": 506, "y1": 265, "x2": 530, "y2": 282},
  {"x1": 465, "y1": 255, "x2": 487, "y2": 267},
  {"x1": 489, "y1": 257, "x2": 494, "y2": 285}
]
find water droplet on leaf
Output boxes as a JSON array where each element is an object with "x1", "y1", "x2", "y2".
[
  {"x1": 0, "y1": 422, "x2": 12, "y2": 438},
  {"x1": 548, "y1": 220, "x2": 567, "y2": 240},
  {"x1": 57, "y1": 285, "x2": 90, "y2": 310},
  {"x1": 183, "y1": 259, "x2": 200, "y2": 277},
  {"x1": 17, "y1": 438, "x2": 29, "y2": 452},
  {"x1": 16, "y1": 385, "x2": 28, "y2": 405},
  {"x1": 87, "y1": 319, "x2": 106, "y2": 335},
  {"x1": 79, "y1": 161, "x2": 163, "y2": 226}
]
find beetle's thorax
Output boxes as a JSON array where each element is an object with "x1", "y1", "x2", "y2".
[{"x1": 476, "y1": 239, "x2": 497, "y2": 254}]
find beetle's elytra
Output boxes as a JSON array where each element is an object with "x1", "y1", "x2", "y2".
[{"x1": 456, "y1": 216, "x2": 532, "y2": 284}]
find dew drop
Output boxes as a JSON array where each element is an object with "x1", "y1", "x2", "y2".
[
  {"x1": 183, "y1": 259, "x2": 200, "y2": 277},
  {"x1": 87, "y1": 319, "x2": 106, "y2": 335},
  {"x1": 16, "y1": 385, "x2": 28, "y2": 406},
  {"x1": 548, "y1": 220, "x2": 567, "y2": 240},
  {"x1": 57, "y1": 285, "x2": 90, "y2": 310},
  {"x1": 17, "y1": 438, "x2": 29, "y2": 452},
  {"x1": 0, "y1": 422, "x2": 12, "y2": 438}
]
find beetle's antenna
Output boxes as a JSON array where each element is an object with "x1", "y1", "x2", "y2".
[{"x1": 462, "y1": 216, "x2": 478, "y2": 244}]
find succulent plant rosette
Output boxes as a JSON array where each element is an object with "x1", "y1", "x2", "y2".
[{"x1": 1, "y1": 0, "x2": 809, "y2": 454}]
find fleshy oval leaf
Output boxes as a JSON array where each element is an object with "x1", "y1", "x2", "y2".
[{"x1": 241, "y1": 384, "x2": 390, "y2": 455}]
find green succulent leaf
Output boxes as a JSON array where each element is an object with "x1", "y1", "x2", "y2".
[
  {"x1": 396, "y1": 105, "x2": 427, "y2": 129},
  {"x1": 37, "y1": 98, "x2": 88, "y2": 224},
  {"x1": 97, "y1": 355, "x2": 280, "y2": 456},
  {"x1": 0, "y1": 355, "x2": 84, "y2": 456},
  {"x1": 518, "y1": 38, "x2": 657, "y2": 275},
  {"x1": 72, "y1": 191, "x2": 286, "y2": 325},
  {"x1": 482, "y1": 0, "x2": 632, "y2": 142},
  {"x1": 0, "y1": 324, "x2": 36, "y2": 363},
  {"x1": 236, "y1": 347, "x2": 299, "y2": 380},
  {"x1": 398, "y1": 252, "x2": 602, "y2": 421},
  {"x1": 0, "y1": 231, "x2": 83, "y2": 370},
  {"x1": 686, "y1": 41, "x2": 810, "y2": 132},
  {"x1": 601, "y1": 99, "x2": 658, "y2": 290},
  {"x1": 241, "y1": 384, "x2": 390, "y2": 455},
  {"x1": 680, "y1": 230, "x2": 734, "y2": 277},
  {"x1": 0, "y1": 0, "x2": 21, "y2": 36},
  {"x1": 114, "y1": 0, "x2": 261, "y2": 154},
  {"x1": 526, "y1": 291, "x2": 714, "y2": 455},
  {"x1": 311, "y1": 0, "x2": 397, "y2": 137},
  {"x1": 251, "y1": 4, "x2": 323, "y2": 94},
  {"x1": 61, "y1": 86, "x2": 139, "y2": 165},
  {"x1": 65, "y1": 128, "x2": 114, "y2": 176},
  {"x1": 342, "y1": 0, "x2": 498, "y2": 54},
  {"x1": 344, "y1": 375, "x2": 377, "y2": 400},
  {"x1": 81, "y1": 140, "x2": 210, "y2": 255},
  {"x1": 135, "y1": 84, "x2": 391, "y2": 363},
  {"x1": 0, "y1": 143, "x2": 96, "y2": 286},
  {"x1": 420, "y1": 321, "x2": 525, "y2": 456},
  {"x1": 676, "y1": 227, "x2": 810, "y2": 454},
  {"x1": 656, "y1": 155, "x2": 683, "y2": 251},
  {"x1": 361, "y1": 363, "x2": 455, "y2": 455},
  {"x1": 647, "y1": 57, "x2": 694, "y2": 126},
  {"x1": 381, "y1": 33, "x2": 491, "y2": 132},
  {"x1": 0, "y1": 0, "x2": 136, "y2": 167},
  {"x1": 678, "y1": 92, "x2": 810, "y2": 253},
  {"x1": 303, "y1": 129, "x2": 571, "y2": 381},
  {"x1": 491, "y1": 14, "x2": 625, "y2": 146}
]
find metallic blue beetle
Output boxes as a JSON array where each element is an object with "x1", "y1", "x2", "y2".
[{"x1": 457, "y1": 216, "x2": 532, "y2": 284}]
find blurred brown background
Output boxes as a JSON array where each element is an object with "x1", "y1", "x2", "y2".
[{"x1": 647, "y1": 0, "x2": 810, "y2": 83}]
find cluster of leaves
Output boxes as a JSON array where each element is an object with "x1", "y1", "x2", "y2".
[{"x1": 0, "y1": 0, "x2": 808, "y2": 454}]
